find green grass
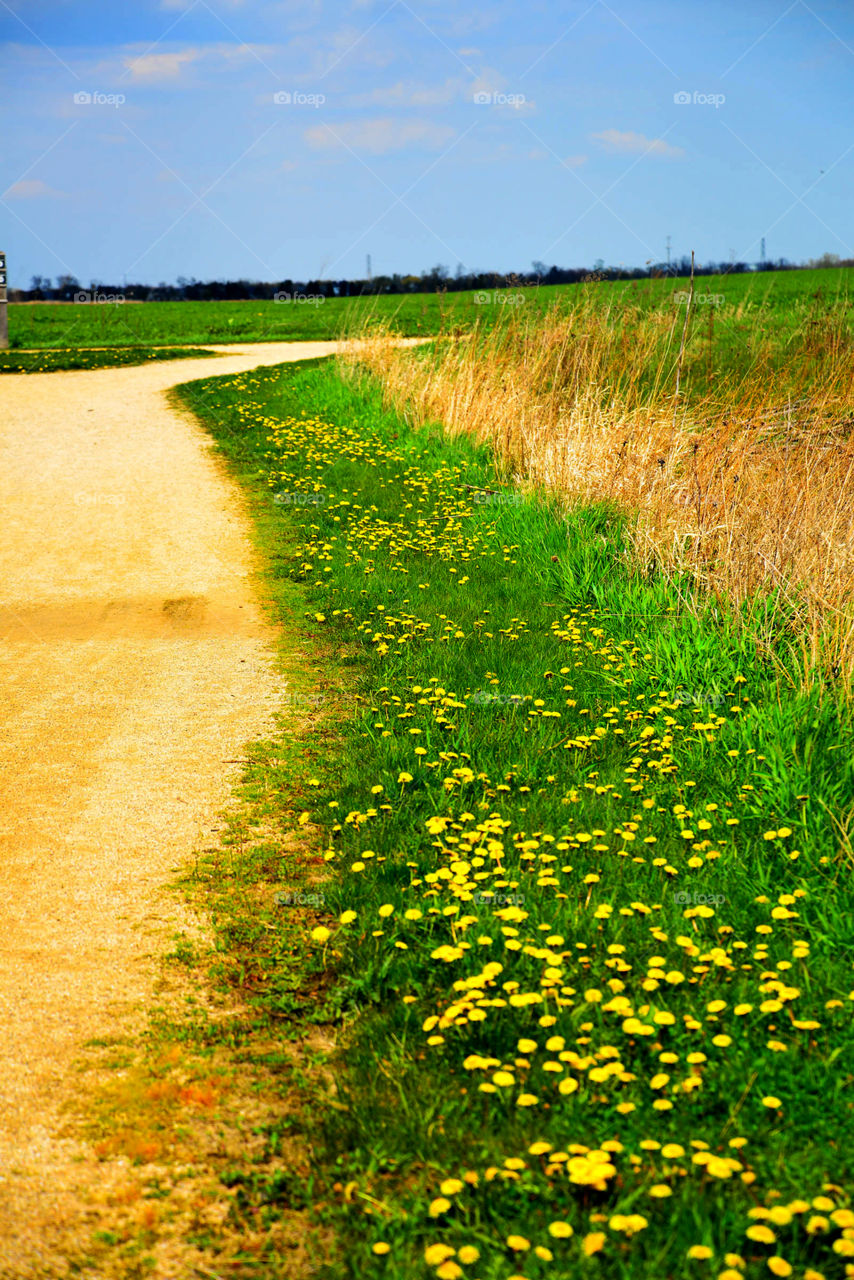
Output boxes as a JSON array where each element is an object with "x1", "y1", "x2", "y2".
[
  {"x1": 9, "y1": 295, "x2": 455, "y2": 347},
  {"x1": 10, "y1": 266, "x2": 854, "y2": 369},
  {"x1": 0, "y1": 345, "x2": 213, "y2": 373},
  {"x1": 175, "y1": 354, "x2": 854, "y2": 1280}
]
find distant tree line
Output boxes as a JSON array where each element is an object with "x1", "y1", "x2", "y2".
[{"x1": 11, "y1": 252, "x2": 852, "y2": 303}]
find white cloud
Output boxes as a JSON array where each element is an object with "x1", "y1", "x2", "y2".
[
  {"x1": 353, "y1": 78, "x2": 463, "y2": 107},
  {"x1": 218, "y1": 43, "x2": 281, "y2": 63},
  {"x1": 304, "y1": 118, "x2": 456, "y2": 155},
  {"x1": 591, "y1": 129, "x2": 684, "y2": 158},
  {"x1": 123, "y1": 48, "x2": 200, "y2": 82},
  {"x1": 3, "y1": 179, "x2": 64, "y2": 199},
  {"x1": 470, "y1": 67, "x2": 506, "y2": 97},
  {"x1": 119, "y1": 43, "x2": 280, "y2": 85},
  {"x1": 563, "y1": 154, "x2": 587, "y2": 167},
  {"x1": 314, "y1": 25, "x2": 397, "y2": 74}
]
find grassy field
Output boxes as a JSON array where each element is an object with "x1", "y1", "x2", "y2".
[
  {"x1": 175, "y1": 355, "x2": 854, "y2": 1280},
  {"x1": 8, "y1": 266, "x2": 854, "y2": 354},
  {"x1": 8, "y1": 294, "x2": 458, "y2": 346},
  {"x1": 0, "y1": 345, "x2": 213, "y2": 373}
]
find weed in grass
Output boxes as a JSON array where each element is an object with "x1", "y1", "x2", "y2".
[
  {"x1": 177, "y1": 356, "x2": 854, "y2": 1280},
  {"x1": 355, "y1": 280, "x2": 854, "y2": 684},
  {"x1": 0, "y1": 346, "x2": 212, "y2": 373}
]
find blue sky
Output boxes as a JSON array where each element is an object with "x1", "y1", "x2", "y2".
[{"x1": 2, "y1": 0, "x2": 853, "y2": 287}]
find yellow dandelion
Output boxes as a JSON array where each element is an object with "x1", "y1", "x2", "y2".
[
  {"x1": 440, "y1": 1178, "x2": 464, "y2": 1196},
  {"x1": 424, "y1": 1244, "x2": 455, "y2": 1265}
]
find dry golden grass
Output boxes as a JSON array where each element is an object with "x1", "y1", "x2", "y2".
[{"x1": 348, "y1": 291, "x2": 854, "y2": 683}]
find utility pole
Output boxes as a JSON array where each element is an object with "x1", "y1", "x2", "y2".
[
  {"x1": 666, "y1": 235, "x2": 671, "y2": 271},
  {"x1": 366, "y1": 253, "x2": 372, "y2": 282},
  {"x1": 760, "y1": 237, "x2": 766, "y2": 264},
  {"x1": 0, "y1": 250, "x2": 7, "y2": 349}
]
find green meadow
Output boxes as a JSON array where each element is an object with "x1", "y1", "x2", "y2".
[{"x1": 9, "y1": 266, "x2": 854, "y2": 371}]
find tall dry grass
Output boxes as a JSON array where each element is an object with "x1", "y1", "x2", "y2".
[{"x1": 347, "y1": 288, "x2": 854, "y2": 684}]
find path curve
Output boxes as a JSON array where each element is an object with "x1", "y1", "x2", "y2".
[{"x1": 0, "y1": 340, "x2": 350, "y2": 1275}]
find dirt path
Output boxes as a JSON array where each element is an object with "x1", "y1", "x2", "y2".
[{"x1": 0, "y1": 341, "x2": 346, "y2": 1276}]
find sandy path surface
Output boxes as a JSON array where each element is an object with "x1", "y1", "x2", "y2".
[{"x1": 0, "y1": 341, "x2": 345, "y2": 1276}]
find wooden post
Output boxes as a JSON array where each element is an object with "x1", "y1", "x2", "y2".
[{"x1": 0, "y1": 251, "x2": 7, "y2": 349}]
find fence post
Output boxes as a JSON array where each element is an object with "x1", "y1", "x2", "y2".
[{"x1": 0, "y1": 251, "x2": 8, "y2": 349}]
